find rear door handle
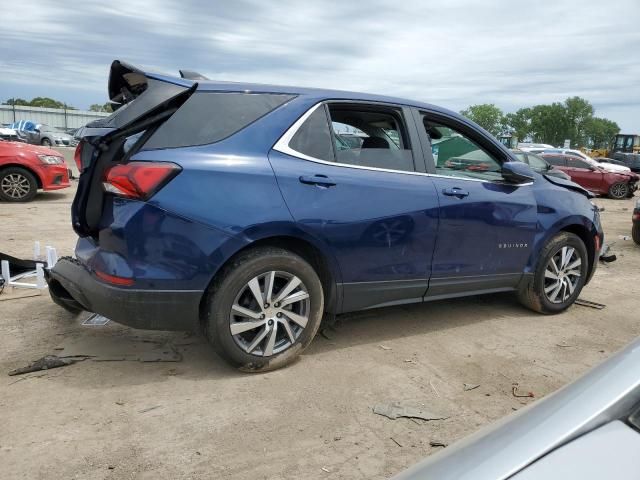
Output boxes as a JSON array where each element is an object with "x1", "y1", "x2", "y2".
[
  {"x1": 442, "y1": 187, "x2": 469, "y2": 198},
  {"x1": 299, "y1": 175, "x2": 336, "y2": 187}
]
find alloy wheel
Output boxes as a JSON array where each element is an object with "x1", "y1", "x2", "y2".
[
  {"x1": 229, "y1": 271, "x2": 310, "y2": 357},
  {"x1": 610, "y1": 183, "x2": 627, "y2": 199},
  {"x1": 1, "y1": 173, "x2": 31, "y2": 200},
  {"x1": 543, "y1": 246, "x2": 582, "y2": 304}
]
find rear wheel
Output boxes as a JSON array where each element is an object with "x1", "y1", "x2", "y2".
[
  {"x1": 204, "y1": 247, "x2": 324, "y2": 372},
  {"x1": 0, "y1": 167, "x2": 38, "y2": 202},
  {"x1": 608, "y1": 182, "x2": 628, "y2": 199},
  {"x1": 518, "y1": 232, "x2": 588, "y2": 314}
]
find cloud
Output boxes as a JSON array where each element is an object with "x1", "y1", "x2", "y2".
[{"x1": 1, "y1": 0, "x2": 638, "y2": 130}]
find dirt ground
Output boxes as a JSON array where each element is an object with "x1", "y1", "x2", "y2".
[{"x1": 1, "y1": 184, "x2": 639, "y2": 480}]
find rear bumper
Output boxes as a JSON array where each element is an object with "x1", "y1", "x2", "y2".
[{"x1": 46, "y1": 257, "x2": 202, "y2": 331}]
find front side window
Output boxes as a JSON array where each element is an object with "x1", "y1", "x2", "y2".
[
  {"x1": 422, "y1": 116, "x2": 502, "y2": 181},
  {"x1": 327, "y1": 104, "x2": 415, "y2": 172}
]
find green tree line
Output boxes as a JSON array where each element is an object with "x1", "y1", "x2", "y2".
[
  {"x1": 5, "y1": 97, "x2": 112, "y2": 113},
  {"x1": 460, "y1": 97, "x2": 620, "y2": 149}
]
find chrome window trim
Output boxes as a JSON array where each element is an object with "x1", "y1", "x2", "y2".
[{"x1": 272, "y1": 102, "x2": 533, "y2": 187}]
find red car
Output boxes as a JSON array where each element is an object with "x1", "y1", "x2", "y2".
[
  {"x1": 0, "y1": 140, "x2": 70, "y2": 202},
  {"x1": 541, "y1": 153, "x2": 639, "y2": 199}
]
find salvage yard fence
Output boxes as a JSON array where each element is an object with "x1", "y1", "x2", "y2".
[{"x1": 0, "y1": 104, "x2": 109, "y2": 130}]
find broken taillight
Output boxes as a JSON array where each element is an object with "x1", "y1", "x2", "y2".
[
  {"x1": 103, "y1": 162, "x2": 181, "y2": 200},
  {"x1": 74, "y1": 141, "x2": 84, "y2": 172}
]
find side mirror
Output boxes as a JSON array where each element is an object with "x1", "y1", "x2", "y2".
[{"x1": 502, "y1": 161, "x2": 535, "y2": 184}]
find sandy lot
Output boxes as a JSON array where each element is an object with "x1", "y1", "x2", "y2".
[{"x1": 1, "y1": 185, "x2": 639, "y2": 479}]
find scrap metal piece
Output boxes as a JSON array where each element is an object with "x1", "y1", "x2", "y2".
[
  {"x1": 575, "y1": 298, "x2": 606, "y2": 310},
  {"x1": 82, "y1": 313, "x2": 110, "y2": 326},
  {"x1": 8, "y1": 355, "x2": 87, "y2": 376},
  {"x1": 373, "y1": 402, "x2": 449, "y2": 421}
]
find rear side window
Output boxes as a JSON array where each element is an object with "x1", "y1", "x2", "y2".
[
  {"x1": 289, "y1": 106, "x2": 335, "y2": 162},
  {"x1": 144, "y1": 92, "x2": 294, "y2": 149}
]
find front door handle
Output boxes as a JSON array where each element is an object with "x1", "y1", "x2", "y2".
[
  {"x1": 299, "y1": 175, "x2": 336, "y2": 187},
  {"x1": 442, "y1": 187, "x2": 469, "y2": 198}
]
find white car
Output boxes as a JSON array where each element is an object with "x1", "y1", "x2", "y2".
[
  {"x1": 543, "y1": 149, "x2": 631, "y2": 173},
  {"x1": 517, "y1": 143, "x2": 553, "y2": 152}
]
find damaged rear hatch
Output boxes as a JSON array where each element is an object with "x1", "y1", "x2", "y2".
[{"x1": 72, "y1": 60, "x2": 197, "y2": 237}]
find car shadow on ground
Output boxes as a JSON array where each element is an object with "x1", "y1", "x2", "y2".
[
  {"x1": 34, "y1": 191, "x2": 73, "y2": 202},
  {"x1": 305, "y1": 292, "x2": 533, "y2": 356},
  {"x1": 34, "y1": 292, "x2": 533, "y2": 385}
]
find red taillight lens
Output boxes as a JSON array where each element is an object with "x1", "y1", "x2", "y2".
[
  {"x1": 74, "y1": 141, "x2": 84, "y2": 172},
  {"x1": 95, "y1": 270, "x2": 134, "y2": 286},
  {"x1": 103, "y1": 162, "x2": 181, "y2": 200}
]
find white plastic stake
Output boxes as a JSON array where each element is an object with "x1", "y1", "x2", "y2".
[
  {"x1": 36, "y1": 263, "x2": 46, "y2": 289},
  {"x1": 46, "y1": 246, "x2": 58, "y2": 268},
  {"x1": 1, "y1": 260, "x2": 10, "y2": 283},
  {"x1": 34, "y1": 241, "x2": 41, "y2": 260}
]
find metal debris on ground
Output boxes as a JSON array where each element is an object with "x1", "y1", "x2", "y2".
[
  {"x1": 8, "y1": 355, "x2": 88, "y2": 376},
  {"x1": 512, "y1": 384, "x2": 535, "y2": 398},
  {"x1": 599, "y1": 243, "x2": 617, "y2": 263},
  {"x1": 618, "y1": 235, "x2": 631, "y2": 240},
  {"x1": 556, "y1": 342, "x2": 574, "y2": 348},
  {"x1": 379, "y1": 345, "x2": 392, "y2": 350},
  {"x1": 463, "y1": 383, "x2": 480, "y2": 391},
  {"x1": 390, "y1": 437, "x2": 403, "y2": 447},
  {"x1": 139, "y1": 405, "x2": 162, "y2": 414},
  {"x1": 82, "y1": 313, "x2": 111, "y2": 326},
  {"x1": 575, "y1": 298, "x2": 606, "y2": 310},
  {"x1": 429, "y1": 441, "x2": 447, "y2": 448},
  {"x1": 373, "y1": 402, "x2": 449, "y2": 421}
]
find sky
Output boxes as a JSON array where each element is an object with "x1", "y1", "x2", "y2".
[{"x1": 1, "y1": 0, "x2": 639, "y2": 131}]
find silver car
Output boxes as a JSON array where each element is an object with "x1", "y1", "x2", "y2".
[
  {"x1": 17, "y1": 124, "x2": 77, "y2": 147},
  {"x1": 394, "y1": 337, "x2": 640, "y2": 479}
]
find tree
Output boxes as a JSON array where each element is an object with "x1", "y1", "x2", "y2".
[
  {"x1": 584, "y1": 117, "x2": 619, "y2": 149},
  {"x1": 460, "y1": 104, "x2": 505, "y2": 136},
  {"x1": 528, "y1": 103, "x2": 569, "y2": 146},
  {"x1": 5, "y1": 98, "x2": 30, "y2": 106},
  {"x1": 89, "y1": 102, "x2": 113, "y2": 113},
  {"x1": 564, "y1": 96, "x2": 594, "y2": 147},
  {"x1": 504, "y1": 108, "x2": 532, "y2": 142},
  {"x1": 4, "y1": 97, "x2": 74, "y2": 109}
]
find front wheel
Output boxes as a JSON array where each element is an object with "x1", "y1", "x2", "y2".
[
  {"x1": 40, "y1": 138, "x2": 52, "y2": 147},
  {"x1": 0, "y1": 167, "x2": 38, "y2": 202},
  {"x1": 608, "y1": 182, "x2": 628, "y2": 199},
  {"x1": 518, "y1": 232, "x2": 588, "y2": 314},
  {"x1": 204, "y1": 247, "x2": 324, "y2": 372}
]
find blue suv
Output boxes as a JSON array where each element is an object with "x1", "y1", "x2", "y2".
[{"x1": 47, "y1": 61, "x2": 603, "y2": 371}]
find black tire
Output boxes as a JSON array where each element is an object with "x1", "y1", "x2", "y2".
[
  {"x1": 41, "y1": 138, "x2": 52, "y2": 147},
  {"x1": 204, "y1": 247, "x2": 324, "y2": 372},
  {"x1": 608, "y1": 182, "x2": 628, "y2": 199},
  {"x1": 517, "y1": 232, "x2": 589, "y2": 314},
  {"x1": 0, "y1": 167, "x2": 38, "y2": 202},
  {"x1": 633, "y1": 223, "x2": 640, "y2": 245}
]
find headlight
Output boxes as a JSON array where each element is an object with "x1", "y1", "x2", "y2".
[{"x1": 38, "y1": 154, "x2": 64, "y2": 165}]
